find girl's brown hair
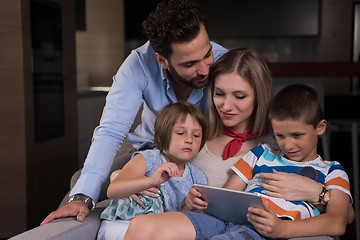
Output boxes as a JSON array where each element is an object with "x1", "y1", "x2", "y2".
[{"x1": 154, "y1": 102, "x2": 208, "y2": 151}]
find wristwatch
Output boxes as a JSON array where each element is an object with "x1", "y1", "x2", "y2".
[
  {"x1": 318, "y1": 186, "x2": 330, "y2": 204},
  {"x1": 68, "y1": 194, "x2": 95, "y2": 210}
]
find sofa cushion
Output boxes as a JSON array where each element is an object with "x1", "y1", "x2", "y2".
[{"x1": 9, "y1": 207, "x2": 105, "y2": 240}]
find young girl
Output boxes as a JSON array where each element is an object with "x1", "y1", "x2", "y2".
[{"x1": 97, "y1": 102, "x2": 208, "y2": 240}]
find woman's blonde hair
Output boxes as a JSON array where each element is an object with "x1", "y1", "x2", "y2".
[{"x1": 206, "y1": 48, "x2": 273, "y2": 138}]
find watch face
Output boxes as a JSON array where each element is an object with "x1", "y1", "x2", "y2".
[{"x1": 324, "y1": 191, "x2": 330, "y2": 202}]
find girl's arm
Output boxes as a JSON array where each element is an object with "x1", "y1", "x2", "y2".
[
  {"x1": 248, "y1": 189, "x2": 350, "y2": 238},
  {"x1": 107, "y1": 154, "x2": 148, "y2": 199},
  {"x1": 183, "y1": 187, "x2": 207, "y2": 211},
  {"x1": 107, "y1": 154, "x2": 179, "y2": 199}
]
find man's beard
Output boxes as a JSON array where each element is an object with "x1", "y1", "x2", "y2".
[{"x1": 168, "y1": 63, "x2": 208, "y2": 89}]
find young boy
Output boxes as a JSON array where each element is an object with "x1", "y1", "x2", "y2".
[{"x1": 182, "y1": 84, "x2": 352, "y2": 239}]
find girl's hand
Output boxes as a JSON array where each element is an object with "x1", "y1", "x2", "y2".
[
  {"x1": 131, "y1": 162, "x2": 178, "y2": 206},
  {"x1": 247, "y1": 200, "x2": 285, "y2": 238},
  {"x1": 257, "y1": 171, "x2": 322, "y2": 202},
  {"x1": 184, "y1": 187, "x2": 208, "y2": 211},
  {"x1": 149, "y1": 163, "x2": 179, "y2": 187}
]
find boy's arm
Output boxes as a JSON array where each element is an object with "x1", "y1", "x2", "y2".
[
  {"x1": 282, "y1": 189, "x2": 349, "y2": 238},
  {"x1": 223, "y1": 172, "x2": 247, "y2": 191},
  {"x1": 248, "y1": 189, "x2": 350, "y2": 238},
  {"x1": 347, "y1": 203, "x2": 355, "y2": 224}
]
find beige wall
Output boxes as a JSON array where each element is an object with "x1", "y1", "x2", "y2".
[
  {"x1": 0, "y1": 0, "x2": 28, "y2": 237},
  {"x1": 1, "y1": 0, "x2": 78, "y2": 237},
  {"x1": 76, "y1": 0, "x2": 125, "y2": 88},
  {"x1": 318, "y1": 0, "x2": 355, "y2": 95},
  {"x1": 318, "y1": 0, "x2": 353, "y2": 61}
]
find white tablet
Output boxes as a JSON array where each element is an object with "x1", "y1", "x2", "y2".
[{"x1": 193, "y1": 184, "x2": 264, "y2": 225}]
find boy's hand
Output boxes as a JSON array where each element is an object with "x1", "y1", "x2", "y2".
[
  {"x1": 247, "y1": 200, "x2": 285, "y2": 239},
  {"x1": 184, "y1": 187, "x2": 208, "y2": 211}
]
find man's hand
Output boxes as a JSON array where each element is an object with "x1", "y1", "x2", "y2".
[{"x1": 40, "y1": 201, "x2": 90, "y2": 225}]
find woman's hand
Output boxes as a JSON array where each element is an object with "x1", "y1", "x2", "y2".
[
  {"x1": 130, "y1": 186, "x2": 162, "y2": 206},
  {"x1": 183, "y1": 187, "x2": 208, "y2": 211},
  {"x1": 247, "y1": 200, "x2": 285, "y2": 238},
  {"x1": 257, "y1": 171, "x2": 323, "y2": 202}
]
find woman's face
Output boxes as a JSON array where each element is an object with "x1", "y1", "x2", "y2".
[{"x1": 213, "y1": 72, "x2": 256, "y2": 133}]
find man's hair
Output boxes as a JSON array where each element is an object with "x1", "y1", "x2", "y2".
[
  {"x1": 154, "y1": 102, "x2": 208, "y2": 151},
  {"x1": 206, "y1": 48, "x2": 273, "y2": 138},
  {"x1": 269, "y1": 84, "x2": 324, "y2": 128},
  {"x1": 142, "y1": 0, "x2": 207, "y2": 59}
]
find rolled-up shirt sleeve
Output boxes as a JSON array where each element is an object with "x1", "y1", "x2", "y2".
[{"x1": 70, "y1": 48, "x2": 147, "y2": 203}]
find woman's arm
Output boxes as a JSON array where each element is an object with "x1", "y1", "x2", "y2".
[
  {"x1": 107, "y1": 154, "x2": 179, "y2": 199},
  {"x1": 248, "y1": 189, "x2": 350, "y2": 238}
]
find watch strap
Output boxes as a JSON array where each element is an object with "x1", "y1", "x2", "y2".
[{"x1": 68, "y1": 194, "x2": 95, "y2": 210}]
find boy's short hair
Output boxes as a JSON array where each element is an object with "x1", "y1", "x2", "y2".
[
  {"x1": 154, "y1": 102, "x2": 208, "y2": 151},
  {"x1": 269, "y1": 84, "x2": 324, "y2": 128},
  {"x1": 142, "y1": 0, "x2": 207, "y2": 59}
]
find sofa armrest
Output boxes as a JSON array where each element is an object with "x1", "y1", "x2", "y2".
[{"x1": 9, "y1": 207, "x2": 105, "y2": 240}]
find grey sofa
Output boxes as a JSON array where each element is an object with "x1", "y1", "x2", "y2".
[
  {"x1": 9, "y1": 167, "x2": 112, "y2": 240},
  {"x1": 9, "y1": 106, "x2": 143, "y2": 240},
  {"x1": 8, "y1": 140, "x2": 137, "y2": 240},
  {"x1": 8, "y1": 167, "x2": 335, "y2": 240},
  {"x1": 8, "y1": 104, "x2": 334, "y2": 240},
  {"x1": 8, "y1": 174, "x2": 335, "y2": 240},
  {"x1": 9, "y1": 205, "x2": 107, "y2": 240},
  {"x1": 8, "y1": 197, "x2": 333, "y2": 240}
]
